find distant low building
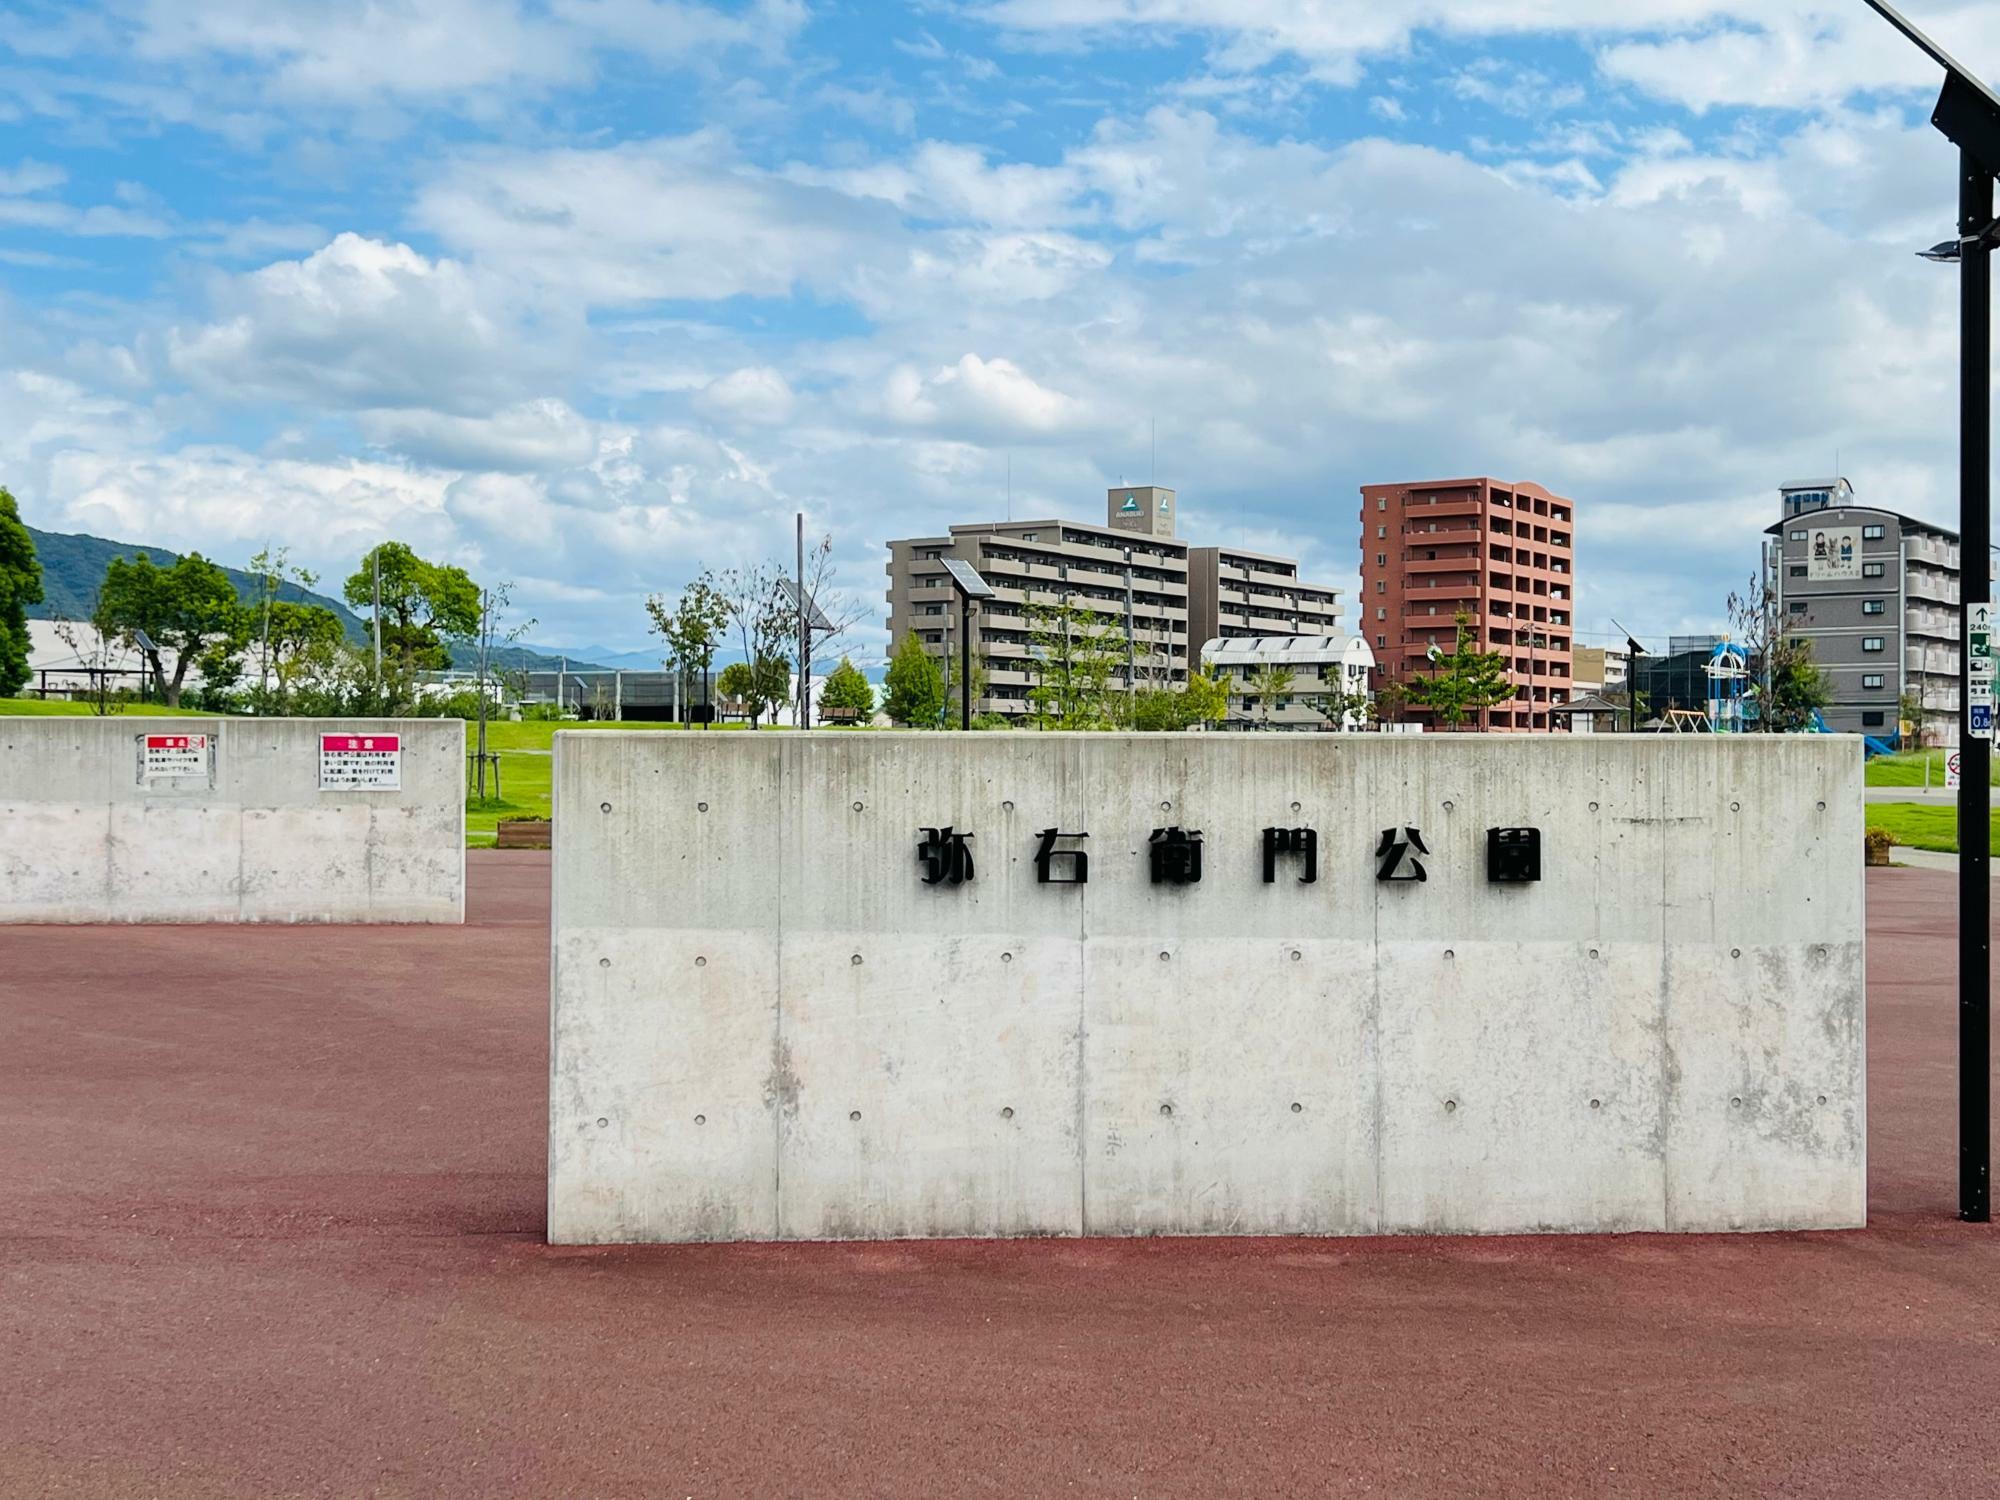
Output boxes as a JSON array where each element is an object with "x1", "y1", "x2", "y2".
[{"x1": 1199, "y1": 634, "x2": 1375, "y2": 731}]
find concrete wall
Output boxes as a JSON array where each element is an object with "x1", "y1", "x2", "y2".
[
  {"x1": 0, "y1": 718, "x2": 464, "y2": 923},
  {"x1": 549, "y1": 733, "x2": 1864, "y2": 1244}
]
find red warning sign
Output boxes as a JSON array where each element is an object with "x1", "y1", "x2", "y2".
[
  {"x1": 141, "y1": 733, "x2": 209, "y2": 781},
  {"x1": 319, "y1": 733, "x2": 403, "y2": 792}
]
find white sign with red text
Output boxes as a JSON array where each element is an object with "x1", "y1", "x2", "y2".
[
  {"x1": 140, "y1": 733, "x2": 210, "y2": 784},
  {"x1": 319, "y1": 733, "x2": 403, "y2": 792}
]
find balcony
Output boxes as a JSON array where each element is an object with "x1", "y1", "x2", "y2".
[{"x1": 1405, "y1": 525, "x2": 1480, "y2": 546}]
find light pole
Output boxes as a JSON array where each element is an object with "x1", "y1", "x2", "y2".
[
  {"x1": 940, "y1": 558, "x2": 995, "y2": 730},
  {"x1": 1866, "y1": 0, "x2": 1996, "y2": 1223}
]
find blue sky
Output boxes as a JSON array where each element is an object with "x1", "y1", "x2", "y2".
[{"x1": 2, "y1": 0, "x2": 1996, "y2": 659}]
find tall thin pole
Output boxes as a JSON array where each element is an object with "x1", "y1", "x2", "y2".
[
  {"x1": 371, "y1": 548, "x2": 382, "y2": 706},
  {"x1": 797, "y1": 512, "x2": 808, "y2": 730},
  {"x1": 960, "y1": 592, "x2": 973, "y2": 730},
  {"x1": 475, "y1": 589, "x2": 490, "y2": 800},
  {"x1": 1123, "y1": 545, "x2": 1135, "y2": 703},
  {"x1": 1958, "y1": 148, "x2": 1991, "y2": 1224}
]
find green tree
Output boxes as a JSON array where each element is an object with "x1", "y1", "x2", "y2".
[
  {"x1": 1404, "y1": 612, "x2": 1516, "y2": 730},
  {"x1": 717, "y1": 654, "x2": 791, "y2": 727},
  {"x1": 646, "y1": 576, "x2": 729, "y2": 726},
  {"x1": 883, "y1": 629, "x2": 948, "y2": 726},
  {"x1": 1025, "y1": 597, "x2": 1122, "y2": 730},
  {"x1": 1129, "y1": 671, "x2": 1229, "y2": 732},
  {"x1": 95, "y1": 551, "x2": 246, "y2": 707},
  {"x1": 1247, "y1": 662, "x2": 1296, "y2": 728},
  {"x1": 820, "y1": 656, "x2": 875, "y2": 720},
  {"x1": 0, "y1": 487, "x2": 42, "y2": 698},
  {"x1": 1764, "y1": 635, "x2": 1831, "y2": 734},
  {"x1": 251, "y1": 600, "x2": 348, "y2": 712},
  {"x1": 343, "y1": 541, "x2": 480, "y2": 673}
]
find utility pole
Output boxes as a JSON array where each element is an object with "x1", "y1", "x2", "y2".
[{"x1": 475, "y1": 589, "x2": 491, "y2": 800}]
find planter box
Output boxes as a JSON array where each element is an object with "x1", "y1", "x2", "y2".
[{"x1": 497, "y1": 819, "x2": 553, "y2": 849}]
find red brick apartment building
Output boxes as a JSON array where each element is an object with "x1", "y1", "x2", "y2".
[{"x1": 1357, "y1": 478, "x2": 1576, "y2": 731}]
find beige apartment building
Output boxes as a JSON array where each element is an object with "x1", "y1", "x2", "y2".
[{"x1": 885, "y1": 486, "x2": 1344, "y2": 720}]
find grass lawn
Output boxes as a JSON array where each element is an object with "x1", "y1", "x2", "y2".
[
  {"x1": 1867, "y1": 801, "x2": 2000, "y2": 855},
  {"x1": 463, "y1": 719, "x2": 771, "y2": 845},
  {"x1": 0, "y1": 698, "x2": 215, "y2": 717},
  {"x1": 1866, "y1": 749, "x2": 1994, "y2": 787}
]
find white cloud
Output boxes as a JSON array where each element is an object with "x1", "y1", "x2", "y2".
[
  {"x1": 884, "y1": 354, "x2": 1088, "y2": 437},
  {"x1": 416, "y1": 135, "x2": 898, "y2": 305},
  {"x1": 694, "y1": 367, "x2": 797, "y2": 426},
  {"x1": 165, "y1": 233, "x2": 564, "y2": 411},
  {"x1": 358, "y1": 399, "x2": 601, "y2": 472}
]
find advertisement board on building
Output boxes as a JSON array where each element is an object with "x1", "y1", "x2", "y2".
[
  {"x1": 318, "y1": 733, "x2": 403, "y2": 792},
  {"x1": 1806, "y1": 526, "x2": 1862, "y2": 581}
]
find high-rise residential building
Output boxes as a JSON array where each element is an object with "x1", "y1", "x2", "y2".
[
  {"x1": 1356, "y1": 477, "x2": 1577, "y2": 731},
  {"x1": 1764, "y1": 477, "x2": 1987, "y2": 745},
  {"x1": 884, "y1": 487, "x2": 1345, "y2": 721}
]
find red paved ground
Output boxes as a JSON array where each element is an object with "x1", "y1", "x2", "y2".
[{"x1": 2, "y1": 855, "x2": 1997, "y2": 1497}]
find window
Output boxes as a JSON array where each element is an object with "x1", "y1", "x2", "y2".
[
  {"x1": 1376, "y1": 635, "x2": 1386, "y2": 648},
  {"x1": 1788, "y1": 565, "x2": 1807, "y2": 577},
  {"x1": 1376, "y1": 525, "x2": 1387, "y2": 539},
  {"x1": 1788, "y1": 601, "x2": 1807, "y2": 615},
  {"x1": 1376, "y1": 607, "x2": 1386, "y2": 621},
  {"x1": 1376, "y1": 580, "x2": 1385, "y2": 593},
  {"x1": 1863, "y1": 562, "x2": 1885, "y2": 578},
  {"x1": 1790, "y1": 529, "x2": 1807, "y2": 541},
  {"x1": 1376, "y1": 553, "x2": 1386, "y2": 567},
  {"x1": 1863, "y1": 524, "x2": 1885, "y2": 540},
  {"x1": 1862, "y1": 636, "x2": 1885, "y2": 652},
  {"x1": 1863, "y1": 600, "x2": 1885, "y2": 615},
  {"x1": 1378, "y1": 497, "x2": 1387, "y2": 511},
  {"x1": 1862, "y1": 711, "x2": 1886, "y2": 728},
  {"x1": 1862, "y1": 674, "x2": 1885, "y2": 690}
]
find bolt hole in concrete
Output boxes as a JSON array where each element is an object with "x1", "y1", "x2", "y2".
[
  {"x1": 596, "y1": 1117, "x2": 609, "y2": 1129},
  {"x1": 1732, "y1": 1097, "x2": 1744, "y2": 1109},
  {"x1": 1291, "y1": 1102, "x2": 1303, "y2": 1113},
  {"x1": 1589, "y1": 948, "x2": 1600, "y2": 960},
  {"x1": 1290, "y1": 801, "x2": 1302, "y2": 814},
  {"x1": 698, "y1": 801, "x2": 708, "y2": 812},
  {"x1": 1001, "y1": 952, "x2": 1013, "y2": 963},
  {"x1": 850, "y1": 954, "x2": 863, "y2": 966},
  {"x1": 1158, "y1": 951, "x2": 1171, "y2": 962},
  {"x1": 695, "y1": 956, "x2": 707, "y2": 968},
  {"x1": 849, "y1": 1110, "x2": 862, "y2": 1122},
  {"x1": 1290, "y1": 950, "x2": 1301, "y2": 962},
  {"x1": 1159, "y1": 1103, "x2": 1173, "y2": 1117},
  {"x1": 852, "y1": 801, "x2": 864, "y2": 812},
  {"x1": 1731, "y1": 801, "x2": 1741, "y2": 812},
  {"x1": 1001, "y1": 1107, "x2": 1014, "y2": 1120},
  {"x1": 1002, "y1": 800, "x2": 1015, "y2": 812},
  {"x1": 1443, "y1": 948, "x2": 1455, "y2": 961},
  {"x1": 1443, "y1": 799, "x2": 1454, "y2": 811},
  {"x1": 1444, "y1": 1099, "x2": 1458, "y2": 1114},
  {"x1": 1818, "y1": 1094, "x2": 1828, "y2": 1105},
  {"x1": 1817, "y1": 801, "x2": 1827, "y2": 812},
  {"x1": 1590, "y1": 1098, "x2": 1602, "y2": 1110},
  {"x1": 599, "y1": 957, "x2": 610, "y2": 968},
  {"x1": 694, "y1": 1114, "x2": 706, "y2": 1126},
  {"x1": 599, "y1": 801, "x2": 611, "y2": 814},
  {"x1": 1731, "y1": 948, "x2": 1742, "y2": 959},
  {"x1": 1589, "y1": 801, "x2": 1600, "y2": 812},
  {"x1": 1160, "y1": 801, "x2": 1172, "y2": 812}
]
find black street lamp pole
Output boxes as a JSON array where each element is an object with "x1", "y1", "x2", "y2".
[
  {"x1": 1865, "y1": 0, "x2": 1996, "y2": 1221},
  {"x1": 1959, "y1": 149, "x2": 1992, "y2": 1223}
]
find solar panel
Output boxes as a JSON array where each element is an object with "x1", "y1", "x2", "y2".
[
  {"x1": 775, "y1": 577, "x2": 834, "y2": 633},
  {"x1": 940, "y1": 557, "x2": 995, "y2": 598},
  {"x1": 1865, "y1": 0, "x2": 2000, "y2": 113}
]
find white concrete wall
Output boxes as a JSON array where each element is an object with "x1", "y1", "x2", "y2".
[
  {"x1": 549, "y1": 733, "x2": 1864, "y2": 1243},
  {"x1": 0, "y1": 718, "x2": 464, "y2": 923}
]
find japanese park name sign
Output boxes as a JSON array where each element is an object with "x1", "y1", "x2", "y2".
[{"x1": 549, "y1": 732, "x2": 1865, "y2": 1247}]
